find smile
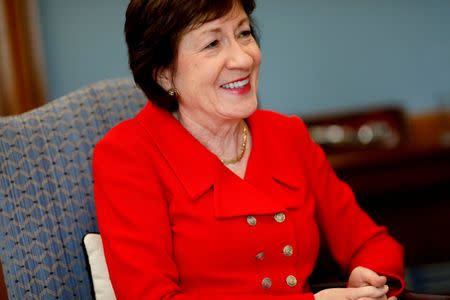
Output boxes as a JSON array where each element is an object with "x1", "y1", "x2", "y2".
[{"x1": 221, "y1": 78, "x2": 250, "y2": 89}]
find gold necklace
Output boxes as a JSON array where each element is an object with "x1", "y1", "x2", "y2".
[{"x1": 221, "y1": 121, "x2": 248, "y2": 165}]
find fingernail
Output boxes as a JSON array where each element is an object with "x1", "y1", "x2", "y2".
[{"x1": 384, "y1": 285, "x2": 389, "y2": 290}]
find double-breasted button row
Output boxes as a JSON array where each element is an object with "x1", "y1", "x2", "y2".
[
  {"x1": 261, "y1": 275, "x2": 298, "y2": 289},
  {"x1": 248, "y1": 213, "x2": 295, "y2": 290}
]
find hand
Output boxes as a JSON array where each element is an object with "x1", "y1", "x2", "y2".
[
  {"x1": 348, "y1": 266, "x2": 397, "y2": 300},
  {"x1": 314, "y1": 285, "x2": 390, "y2": 300}
]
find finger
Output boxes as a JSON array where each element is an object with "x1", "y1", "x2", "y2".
[
  {"x1": 372, "y1": 275, "x2": 387, "y2": 288},
  {"x1": 351, "y1": 285, "x2": 389, "y2": 299},
  {"x1": 360, "y1": 268, "x2": 387, "y2": 288},
  {"x1": 358, "y1": 296, "x2": 387, "y2": 300},
  {"x1": 388, "y1": 297, "x2": 398, "y2": 300}
]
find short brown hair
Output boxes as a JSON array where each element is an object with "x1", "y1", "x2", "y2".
[{"x1": 125, "y1": 0, "x2": 258, "y2": 112}]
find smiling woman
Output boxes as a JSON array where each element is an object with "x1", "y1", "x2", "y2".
[
  {"x1": 93, "y1": 1, "x2": 405, "y2": 299},
  {"x1": 156, "y1": 6, "x2": 261, "y2": 177}
]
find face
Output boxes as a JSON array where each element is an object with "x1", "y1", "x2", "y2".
[{"x1": 159, "y1": 5, "x2": 261, "y2": 125}]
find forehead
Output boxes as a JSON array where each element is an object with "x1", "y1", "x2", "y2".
[{"x1": 187, "y1": 5, "x2": 249, "y2": 36}]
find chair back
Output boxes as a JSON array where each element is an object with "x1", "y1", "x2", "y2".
[{"x1": 0, "y1": 79, "x2": 147, "y2": 299}]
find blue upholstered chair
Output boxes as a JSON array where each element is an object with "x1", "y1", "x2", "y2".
[{"x1": 0, "y1": 79, "x2": 146, "y2": 299}]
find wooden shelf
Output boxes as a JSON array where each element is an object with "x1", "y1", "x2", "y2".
[{"x1": 329, "y1": 145, "x2": 450, "y2": 196}]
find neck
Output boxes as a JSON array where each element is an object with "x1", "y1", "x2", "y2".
[{"x1": 175, "y1": 110, "x2": 245, "y2": 163}]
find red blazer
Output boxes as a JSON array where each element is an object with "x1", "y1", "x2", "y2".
[{"x1": 93, "y1": 102, "x2": 405, "y2": 299}]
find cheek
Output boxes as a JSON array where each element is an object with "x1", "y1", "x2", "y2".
[
  {"x1": 250, "y1": 46, "x2": 262, "y2": 68},
  {"x1": 175, "y1": 64, "x2": 200, "y2": 93},
  {"x1": 183, "y1": 61, "x2": 219, "y2": 91}
]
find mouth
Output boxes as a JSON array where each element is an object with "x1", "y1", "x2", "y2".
[
  {"x1": 221, "y1": 77, "x2": 250, "y2": 89},
  {"x1": 220, "y1": 77, "x2": 251, "y2": 95}
]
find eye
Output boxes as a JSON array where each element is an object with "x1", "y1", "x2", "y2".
[
  {"x1": 205, "y1": 40, "x2": 219, "y2": 50},
  {"x1": 239, "y1": 30, "x2": 252, "y2": 39}
]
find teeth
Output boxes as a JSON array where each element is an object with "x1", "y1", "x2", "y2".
[{"x1": 222, "y1": 78, "x2": 249, "y2": 89}]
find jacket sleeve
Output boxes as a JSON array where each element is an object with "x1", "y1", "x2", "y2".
[
  {"x1": 291, "y1": 117, "x2": 405, "y2": 297},
  {"x1": 93, "y1": 122, "x2": 315, "y2": 300}
]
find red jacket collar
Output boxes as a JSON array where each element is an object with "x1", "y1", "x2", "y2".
[{"x1": 136, "y1": 102, "x2": 303, "y2": 218}]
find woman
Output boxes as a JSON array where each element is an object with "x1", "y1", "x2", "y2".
[{"x1": 93, "y1": 0, "x2": 405, "y2": 299}]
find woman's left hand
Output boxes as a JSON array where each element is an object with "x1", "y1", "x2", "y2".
[{"x1": 348, "y1": 266, "x2": 398, "y2": 300}]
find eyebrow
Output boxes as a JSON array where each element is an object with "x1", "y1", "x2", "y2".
[{"x1": 198, "y1": 16, "x2": 250, "y2": 36}]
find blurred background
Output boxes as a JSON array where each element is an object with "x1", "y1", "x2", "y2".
[
  {"x1": 0, "y1": 0, "x2": 449, "y2": 296},
  {"x1": 2, "y1": 0, "x2": 449, "y2": 115}
]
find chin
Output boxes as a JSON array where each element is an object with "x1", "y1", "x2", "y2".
[
  {"x1": 236, "y1": 100, "x2": 258, "y2": 119},
  {"x1": 217, "y1": 95, "x2": 258, "y2": 119}
]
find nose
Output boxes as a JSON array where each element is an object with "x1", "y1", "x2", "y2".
[{"x1": 225, "y1": 40, "x2": 254, "y2": 70}]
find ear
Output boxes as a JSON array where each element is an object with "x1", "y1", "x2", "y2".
[{"x1": 155, "y1": 67, "x2": 173, "y2": 91}]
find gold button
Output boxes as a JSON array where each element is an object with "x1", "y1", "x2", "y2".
[
  {"x1": 256, "y1": 252, "x2": 265, "y2": 261},
  {"x1": 261, "y1": 277, "x2": 272, "y2": 289},
  {"x1": 286, "y1": 275, "x2": 297, "y2": 287},
  {"x1": 283, "y1": 245, "x2": 294, "y2": 257},
  {"x1": 247, "y1": 215, "x2": 257, "y2": 226},
  {"x1": 274, "y1": 212, "x2": 286, "y2": 223}
]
